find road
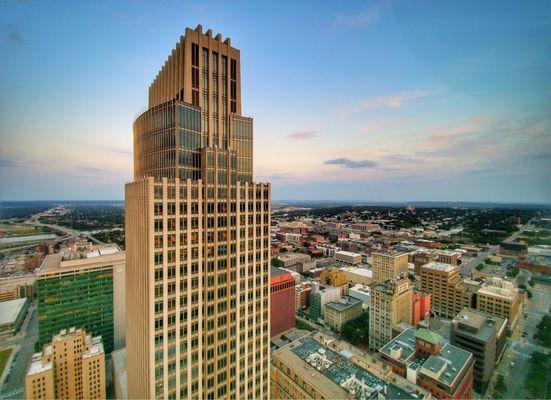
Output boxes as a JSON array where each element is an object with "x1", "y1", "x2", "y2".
[
  {"x1": 486, "y1": 282, "x2": 550, "y2": 399},
  {"x1": 459, "y1": 221, "x2": 531, "y2": 277},
  {"x1": 0, "y1": 303, "x2": 38, "y2": 399}
]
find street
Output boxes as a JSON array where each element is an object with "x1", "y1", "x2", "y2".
[
  {"x1": 0, "y1": 303, "x2": 38, "y2": 399},
  {"x1": 486, "y1": 282, "x2": 550, "y2": 399}
]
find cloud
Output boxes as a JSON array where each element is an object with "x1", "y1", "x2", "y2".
[
  {"x1": 424, "y1": 114, "x2": 490, "y2": 147},
  {"x1": 430, "y1": 90, "x2": 483, "y2": 104},
  {"x1": 325, "y1": 158, "x2": 377, "y2": 169},
  {"x1": 346, "y1": 90, "x2": 430, "y2": 115},
  {"x1": 4, "y1": 26, "x2": 24, "y2": 44},
  {"x1": 362, "y1": 120, "x2": 399, "y2": 133},
  {"x1": 336, "y1": 0, "x2": 390, "y2": 28},
  {"x1": 287, "y1": 130, "x2": 318, "y2": 140}
]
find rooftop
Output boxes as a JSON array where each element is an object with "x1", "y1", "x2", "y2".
[
  {"x1": 422, "y1": 262, "x2": 458, "y2": 273},
  {"x1": 414, "y1": 329, "x2": 442, "y2": 345},
  {"x1": 335, "y1": 250, "x2": 362, "y2": 257},
  {"x1": 420, "y1": 344, "x2": 472, "y2": 388},
  {"x1": 275, "y1": 333, "x2": 422, "y2": 399},
  {"x1": 379, "y1": 329, "x2": 417, "y2": 364},
  {"x1": 38, "y1": 244, "x2": 124, "y2": 276},
  {"x1": 341, "y1": 266, "x2": 373, "y2": 278},
  {"x1": 0, "y1": 297, "x2": 27, "y2": 325},
  {"x1": 453, "y1": 308, "x2": 507, "y2": 340},
  {"x1": 325, "y1": 296, "x2": 363, "y2": 312}
]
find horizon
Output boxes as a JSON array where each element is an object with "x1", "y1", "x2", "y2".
[{"x1": 1, "y1": 1, "x2": 550, "y2": 203}]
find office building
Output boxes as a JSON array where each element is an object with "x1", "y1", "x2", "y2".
[
  {"x1": 25, "y1": 327, "x2": 105, "y2": 400},
  {"x1": 319, "y1": 267, "x2": 348, "y2": 295},
  {"x1": 372, "y1": 251, "x2": 409, "y2": 283},
  {"x1": 476, "y1": 277, "x2": 522, "y2": 329},
  {"x1": 0, "y1": 274, "x2": 36, "y2": 302},
  {"x1": 348, "y1": 283, "x2": 371, "y2": 309},
  {"x1": 412, "y1": 291, "x2": 431, "y2": 327},
  {"x1": 308, "y1": 283, "x2": 341, "y2": 322},
  {"x1": 369, "y1": 277, "x2": 413, "y2": 351},
  {"x1": 277, "y1": 253, "x2": 311, "y2": 268},
  {"x1": 294, "y1": 282, "x2": 311, "y2": 312},
  {"x1": 36, "y1": 244, "x2": 125, "y2": 354},
  {"x1": 270, "y1": 267, "x2": 295, "y2": 337},
  {"x1": 271, "y1": 331, "x2": 430, "y2": 400},
  {"x1": 0, "y1": 298, "x2": 28, "y2": 339},
  {"x1": 335, "y1": 250, "x2": 361, "y2": 265},
  {"x1": 451, "y1": 308, "x2": 506, "y2": 393},
  {"x1": 324, "y1": 296, "x2": 363, "y2": 331},
  {"x1": 420, "y1": 262, "x2": 474, "y2": 319},
  {"x1": 380, "y1": 328, "x2": 474, "y2": 400},
  {"x1": 340, "y1": 266, "x2": 373, "y2": 285},
  {"x1": 125, "y1": 26, "x2": 270, "y2": 399}
]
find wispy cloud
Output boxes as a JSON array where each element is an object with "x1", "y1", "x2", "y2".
[
  {"x1": 424, "y1": 115, "x2": 491, "y2": 147},
  {"x1": 336, "y1": 0, "x2": 391, "y2": 28},
  {"x1": 430, "y1": 90, "x2": 483, "y2": 104},
  {"x1": 325, "y1": 158, "x2": 377, "y2": 169},
  {"x1": 3, "y1": 26, "x2": 24, "y2": 44},
  {"x1": 287, "y1": 130, "x2": 318, "y2": 140},
  {"x1": 346, "y1": 90, "x2": 430, "y2": 115},
  {"x1": 362, "y1": 120, "x2": 399, "y2": 133}
]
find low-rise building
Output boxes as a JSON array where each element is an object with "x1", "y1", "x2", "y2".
[
  {"x1": 319, "y1": 267, "x2": 348, "y2": 295},
  {"x1": 25, "y1": 327, "x2": 105, "y2": 400},
  {"x1": 295, "y1": 282, "x2": 311, "y2": 312},
  {"x1": 379, "y1": 328, "x2": 474, "y2": 400},
  {"x1": 309, "y1": 283, "x2": 341, "y2": 322},
  {"x1": 0, "y1": 297, "x2": 28, "y2": 339},
  {"x1": 277, "y1": 252, "x2": 311, "y2": 268},
  {"x1": 451, "y1": 308, "x2": 507, "y2": 393},
  {"x1": 271, "y1": 332, "x2": 430, "y2": 400},
  {"x1": 0, "y1": 274, "x2": 36, "y2": 302},
  {"x1": 340, "y1": 266, "x2": 373, "y2": 285},
  {"x1": 348, "y1": 283, "x2": 371, "y2": 309},
  {"x1": 324, "y1": 296, "x2": 363, "y2": 331},
  {"x1": 335, "y1": 250, "x2": 361, "y2": 265}
]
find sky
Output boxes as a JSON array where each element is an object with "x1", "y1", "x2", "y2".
[{"x1": 0, "y1": 0, "x2": 550, "y2": 203}]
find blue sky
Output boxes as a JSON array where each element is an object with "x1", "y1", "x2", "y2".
[{"x1": 1, "y1": 0, "x2": 549, "y2": 203}]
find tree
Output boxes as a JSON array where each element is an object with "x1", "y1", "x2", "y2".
[
  {"x1": 341, "y1": 313, "x2": 369, "y2": 348},
  {"x1": 271, "y1": 258, "x2": 284, "y2": 268}
]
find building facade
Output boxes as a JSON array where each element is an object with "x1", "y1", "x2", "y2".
[
  {"x1": 125, "y1": 25, "x2": 270, "y2": 399},
  {"x1": 25, "y1": 328, "x2": 105, "y2": 400},
  {"x1": 372, "y1": 252, "x2": 409, "y2": 284},
  {"x1": 270, "y1": 267, "x2": 295, "y2": 337},
  {"x1": 369, "y1": 277, "x2": 413, "y2": 351},
  {"x1": 324, "y1": 296, "x2": 363, "y2": 331},
  {"x1": 476, "y1": 277, "x2": 522, "y2": 329},
  {"x1": 36, "y1": 245, "x2": 125, "y2": 354},
  {"x1": 308, "y1": 284, "x2": 341, "y2": 322},
  {"x1": 420, "y1": 262, "x2": 474, "y2": 319},
  {"x1": 451, "y1": 308, "x2": 507, "y2": 394}
]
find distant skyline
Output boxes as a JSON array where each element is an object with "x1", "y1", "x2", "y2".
[{"x1": 1, "y1": 1, "x2": 549, "y2": 203}]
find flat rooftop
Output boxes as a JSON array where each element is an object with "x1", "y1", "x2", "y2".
[
  {"x1": 420, "y1": 344, "x2": 472, "y2": 388},
  {"x1": 454, "y1": 308, "x2": 507, "y2": 340},
  {"x1": 0, "y1": 298, "x2": 27, "y2": 325},
  {"x1": 380, "y1": 329, "x2": 416, "y2": 364},
  {"x1": 335, "y1": 250, "x2": 361, "y2": 257},
  {"x1": 422, "y1": 262, "x2": 458, "y2": 273},
  {"x1": 325, "y1": 296, "x2": 362, "y2": 312},
  {"x1": 341, "y1": 266, "x2": 373, "y2": 278},
  {"x1": 38, "y1": 245, "x2": 124, "y2": 276},
  {"x1": 275, "y1": 333, "x2": 419, "y2": 399}
]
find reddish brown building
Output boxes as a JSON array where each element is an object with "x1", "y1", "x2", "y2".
[
  {"x1": 412, "y1": 291, "x2": 431, "y2": 326},
  {"x1": 270, "y1": 267, "x2": 296, "y2": 337}
]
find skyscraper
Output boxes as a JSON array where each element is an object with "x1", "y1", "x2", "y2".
[{"x1": 125, "y1": 25, "x2": 270, "y2": 399}]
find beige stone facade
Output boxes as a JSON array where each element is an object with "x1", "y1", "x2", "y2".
[
  {"x1": 25, "y1": 327, "x2": 105, "y2": 400},
  {"x1": 372, "y1": 252, "x2": 409, "y2": 284},
  {"x1": 476, "y1": 277, "x2": 522, "y2": 329},
  {"x1": 126, "y1": 25, "x2": 270, "y2": 400},
  {"x1": 369, "y1": 277, "x2": 413, "y2": 351},
  {"x1": 420, "y1": 262, "x2": 473, "y2": 319}
]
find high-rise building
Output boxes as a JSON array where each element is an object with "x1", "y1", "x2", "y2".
[
  {"x1": 36, "y1": 244, "x2": 125, "y2": 354},
  {"x1": 369, "y1": 277, "x2": 413, "y2": 351},
  {"x1": 372, "y1": 251, "x2": 409, "y2": 283},
  {"x1": 125, "y1": 25, "x2": 270, "y2": 399},
  {"x1": 25, "y1": 327, "x2": 106, "y2": 400},
  {"x1": 270, "y1": 267, "x2": 295, "y2": 337},
  {"x1": 420, "y1": 262, "x2": 474, "y2": 319},
  {"x1": 451, "y1": 308, "x2": 507, "y2": 394},
  {"x1": 476, "y1": 277, "x2": 522, "y2": 329}
]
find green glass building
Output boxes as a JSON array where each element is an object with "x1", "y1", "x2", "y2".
[{"x1": 37, "y1": 248, "x2": 125, "y2": 354}]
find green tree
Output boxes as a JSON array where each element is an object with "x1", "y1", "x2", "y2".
[
  {"x1": 341, "y1": 313, "x2": 369, "y2": 348},
  {"x1": 271, "y1": 257, "x2": 284, "y2": 268}
]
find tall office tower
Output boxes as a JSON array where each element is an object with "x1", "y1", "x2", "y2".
[
  {"x1": 420, "y1": 262, "x2": 474, "y2": 319},
  {"x1": 25, "y1": 327, "x2": 106, "y2": 400},
  {"x1": 372, "y1": 251, "x2": 409, "y2": 284},
  {"x1": 126, "y1": 25, "x2": 270, "y2": 400},
  {"x1": 368, "y1": 276, "x2": 413, "y2": 351}
]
